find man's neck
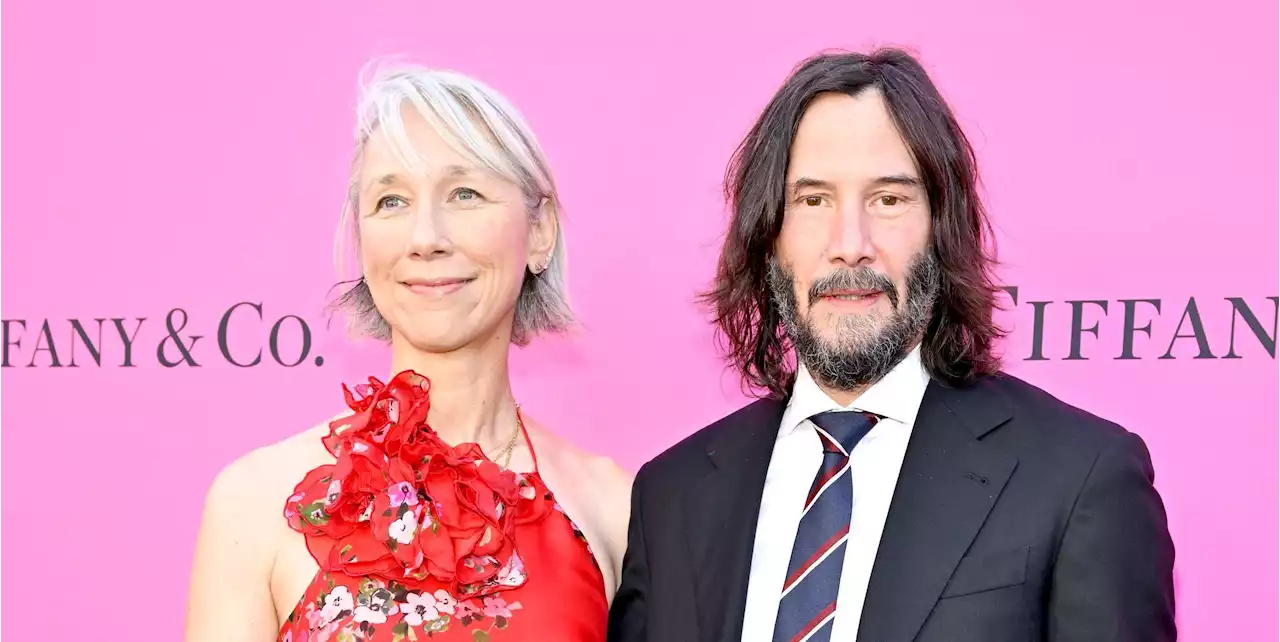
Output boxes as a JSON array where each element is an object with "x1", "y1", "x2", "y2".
[{"x1": 818, "y1": 382, "x2": 869, "y2": 408}]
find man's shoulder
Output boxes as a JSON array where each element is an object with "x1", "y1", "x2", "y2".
[
  {"x1": 977, "y1": 371, "x2": 1135, "y2": 451},
  {"x1": 639, "y1": 397, "x2": 785, "y2": 480}
]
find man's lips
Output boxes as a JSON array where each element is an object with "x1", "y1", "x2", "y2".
[{"x1": 817, "y1": 288, "x2": 883, "y2": 300}]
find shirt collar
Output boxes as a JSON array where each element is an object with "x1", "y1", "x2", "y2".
[{"x1": 780, "y1": 344, "x2": 931, "y2": 437}]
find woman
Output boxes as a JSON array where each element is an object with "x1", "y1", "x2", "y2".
[{"x1": 185, "y1": 63, "x2": 633, "y2": 642}]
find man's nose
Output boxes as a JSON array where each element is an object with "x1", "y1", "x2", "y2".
[{"x1": 828, "y1": 203, "x2": 875, "y2": 267}]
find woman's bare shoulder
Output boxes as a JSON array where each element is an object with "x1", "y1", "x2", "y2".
[
  {"x1": 205, "y1": 414, "x2": 346, "y2": 516},
  {"x1": 526, "y1": 421, "x2": 634, "y2": 553},
  {"x1": 529, "y1": 421, "x2": 633, "y2": 500},
  {"x1": 186, "y1": 415, "x2": 347, "y2": 638}
]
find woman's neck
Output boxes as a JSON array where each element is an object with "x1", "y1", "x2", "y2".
[{"x1": 389, "y1": 339, "x2": 518, "y2": 452}]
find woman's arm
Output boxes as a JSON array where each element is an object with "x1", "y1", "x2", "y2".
[
  {"x1": 184, "y1": 454, "x2": 281, "y2": 642},
  {"x1": 593, "y1": 460, "x2": 636, "y2": 597},
  {"x1": 553, "y1": 447, "x2": 636, "y2": 600}
]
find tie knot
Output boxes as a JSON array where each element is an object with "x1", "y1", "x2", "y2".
[{"x1": 810, "y1": 411, "x2": 878, "y2": 455}]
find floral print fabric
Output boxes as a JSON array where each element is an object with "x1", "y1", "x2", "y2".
[{"x1": 277, "y1": 371, "x2": 607, "y2": 641}]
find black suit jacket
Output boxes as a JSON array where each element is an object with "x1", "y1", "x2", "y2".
[{"x1": 608, "y1": 373, "x2": 1176, "y2": 642}]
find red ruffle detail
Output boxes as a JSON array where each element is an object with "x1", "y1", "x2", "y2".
[{"x1": 283, "y1": 371, "x2": 552, "y2": 598}]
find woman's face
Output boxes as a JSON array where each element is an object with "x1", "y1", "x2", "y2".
[{"x1": 355, "y1": 107, "x2": 556, "y2": 352}]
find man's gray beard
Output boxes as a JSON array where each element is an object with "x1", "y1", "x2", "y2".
[{"x1": 767, "y1": 251, "x2": 941, "y2": 391}]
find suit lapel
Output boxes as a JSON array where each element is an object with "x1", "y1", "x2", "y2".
[
  {"x1": 857, "y1": 377, "x2": 1019, "y2": 642},
  {"x1": 682, "y1": 398, "x2": 786, "y2": 642}
]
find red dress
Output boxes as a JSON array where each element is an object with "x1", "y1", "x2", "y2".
[{"x1": 277, "y1": 371, "x2": 607, "y2": 642}]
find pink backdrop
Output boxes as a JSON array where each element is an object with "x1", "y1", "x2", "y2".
[{"x1": 2, "y1": 0, "x2": 1276, "y2": 639}]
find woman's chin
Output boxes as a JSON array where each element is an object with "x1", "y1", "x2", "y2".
[
  {"x1": 401, "y1": 333, "x2": 473, "y2": 355},
  {"x1": 392, "y1": 324, "x2": 503, "y2": 356},
  {"x1": 387, "y1": 311, "x2": 514, "y2": 356}
]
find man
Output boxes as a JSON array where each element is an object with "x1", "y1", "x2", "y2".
[{"x1": 608, "y1": 49, "x2": 1176, "y2": 642}]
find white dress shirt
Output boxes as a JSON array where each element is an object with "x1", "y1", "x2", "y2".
[{"x1": 740, "y1": 346, "x2": 931, "y2": 641}]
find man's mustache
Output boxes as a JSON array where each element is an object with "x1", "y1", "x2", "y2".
[{"x1": 809, "y1": 268, "x2": 900, "y2": 308}]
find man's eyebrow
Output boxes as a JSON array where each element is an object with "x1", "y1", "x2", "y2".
[
  {"x1": 787, "y1": 175, "x2": 924, "y2": 193},
  {"x1": 871, "y1": 174, "x2": 924, "y2": 189},
  {"x1": 788, "y1": 177, "x2": 837, "y2": 192}
]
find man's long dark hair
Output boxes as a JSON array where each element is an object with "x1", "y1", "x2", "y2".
[{"x1": 701, "y1": 48, "x2": 1005, "y2": 399}]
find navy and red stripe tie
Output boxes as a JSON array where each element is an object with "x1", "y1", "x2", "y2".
[{"x1": 771, "y1": 411, "x2": 879, "y2": 642}]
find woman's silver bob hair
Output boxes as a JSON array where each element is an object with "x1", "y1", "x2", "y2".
[{"x1": 332, "y1": 61, "x2": 573, "y2": 346}]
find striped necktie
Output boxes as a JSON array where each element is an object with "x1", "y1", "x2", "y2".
[{"x1": 771, "y1": 411, "x2": 879, "y2": 642}]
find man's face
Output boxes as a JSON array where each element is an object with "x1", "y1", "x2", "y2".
[{"x1": 770, "y1": 89, "x2": 939, "y2": 390}]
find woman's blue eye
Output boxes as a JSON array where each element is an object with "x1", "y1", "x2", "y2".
[
  {"x1": 452, "y1": 187, "x2": 483, "y2": 202},
  {"x1": 375, "y1": 195, "x2": 408, "y2": 211}
]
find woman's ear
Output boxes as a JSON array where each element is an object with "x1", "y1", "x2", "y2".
[{"x1": 527, "y1": 197, "x2": 558, "y2": 273}]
